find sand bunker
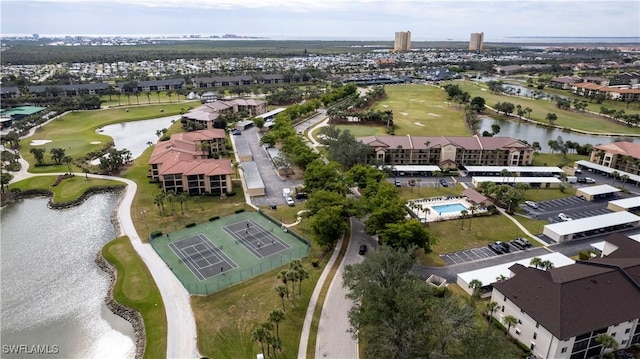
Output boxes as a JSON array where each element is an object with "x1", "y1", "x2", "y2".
[
  {"x1": 382, "y1": 105, "x2": 389, "y2": 108},
  {"x1": 481, "y1": 88, "x2": 487, "y2": 91},
  {"x1": 400, "y1": 112, "x2": 409, "y2": 116},
  {"x1": 90, "y1": 141, "x2": 102, "y2": 144},
  {"x1": 30, "y1": 140, "x2": 52, "y2": 146},
  {"x1": 427, "y1": 113, "x2": 441, "y2": 117},
  {"x1": 413, "y1": 122, "x2": 426, "y2": 127},
  {"x1": 433, "y1": 105, "x2": 444, "y2": 108}
]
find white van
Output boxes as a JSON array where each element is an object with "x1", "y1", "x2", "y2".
[{"x1": 525, "y1": 201, "x2": 538, "y2": 209}]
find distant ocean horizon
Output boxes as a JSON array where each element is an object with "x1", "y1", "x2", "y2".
[{"x1": 3, "y1": 33, "x2": 639, "y2": 44}]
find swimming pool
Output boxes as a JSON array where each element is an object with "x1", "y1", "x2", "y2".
[{"x1": 431, "y1": 203, "x2": 468, "y2": 214}]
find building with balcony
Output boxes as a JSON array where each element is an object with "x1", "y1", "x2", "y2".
[
  {"x1": 358, "y1": 135, "x2": 533, "y2": 169},
  {"x1": 490, "y1": 233, "x2": 640, "y2": 359},
  {"x1": 181, "y1": 99, "x2": 267, "y2": 130},
  {"x1": 148, "y1": 129, "x2": 233, "y2": 195},
  {"x1": 590, "y1": 142, "x2": 640, "y2": 176}
]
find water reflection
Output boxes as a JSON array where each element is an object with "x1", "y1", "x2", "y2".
[
  {"x1": 1, "y1": 195, "x2": 135, "y2": 359},
  {"x1": 97, "y1": 115, "x2": 179, "y2": 160}
]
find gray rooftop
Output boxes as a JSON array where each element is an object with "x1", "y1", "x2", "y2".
[
  {"x1": 608, "y1": 196, "x2": 640, "y2": 209},
  {"x1": 465, "y1": 166, "x2": 563, "y2": 173},
  {"x1": 577, "y1": 184, "x2": 621, "y2": 196},
  {"x1": 240, "y1": 162, "x2": 265, "y2": 190},
  {"x1": 234, "y1": 136, "x2": 252, "y2": 158}
]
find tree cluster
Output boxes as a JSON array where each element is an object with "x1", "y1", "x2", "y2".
[
  {"x1": 98, "y1": 148, "x2": 133, "y2": 175},
  {"x1": 316, "y1": 126, "x2": 373, "y2": 169}
]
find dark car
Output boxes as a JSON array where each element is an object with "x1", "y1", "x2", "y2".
[
  {"x1": 231, "y1": 129, "x2": 241, "y2": 135},
  {"x1": 488, "y1": 243, "x2": 504, "y2": 254},
  {"x1": 439, "y1": 178, "x2": 449, "y2": 187},
  {"x1": 509, "y1": 240, "x2": 525, "y2": 250},
  {"x1": 295, "y1": 192, "x2": 308, "y2": 199},
  {"x1": 496, "y1": 241, "x2": 510, "y2": 253},
  {"x1": 358, "y1": 244, "x2": 367, "y2": 255},
  {"x1": 514, "y1": 237, "x2": 533, "y2": 248}
]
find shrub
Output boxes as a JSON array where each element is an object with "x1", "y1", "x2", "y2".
[
  {"x1": 226, "y1": 191, "x2": 236, "y2": 197},
  {"x1": 185, "y1": 222, "x2": 196, "y2": 228},
  {"x1": 208, "y1": 216, "x2": 220, "y2": 222},
  {"x1": 149, "y1": 230, "x2": 163, "y2": 239},
  {"x1": 311, "y1": 258, "x2": 319, "y2": 267},
  {"x1": 234, "y1": 208, "x2": 245, "y2": 214},
  {"x1": 579, "y1": 250, "x2": 590, "y2": 260}
]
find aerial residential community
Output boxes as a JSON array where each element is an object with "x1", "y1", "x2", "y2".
[{"x1": 1, "y1": 1, "x2": 640, "y2": 359}]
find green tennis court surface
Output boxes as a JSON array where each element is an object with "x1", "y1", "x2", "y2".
[{"x1": 151, "y1": 211, "x2": 309, "y2": 295}]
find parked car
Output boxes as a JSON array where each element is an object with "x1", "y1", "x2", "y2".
[
  {"x1": 585, "y1": 177, "x2": 596, "y2": 184},
  {"x1": 358, "y1": 244, "x2": 367, "y2": 255},
  {"x1": 510, "y1": 240, "x2": 525, "y2": 250},
  {"x1": 577, "y1": 177, "x2": 587, "y2": 183},
  {"x1": 524, "y1": 200, "x2": 538, "y2": 209},
  {"x1": 514, "y1": 237, "x2": 533, "y2": 248},
  {"x1": 231, "y1": 129, "x2": 241, "y2": 135},
  {"x1": 285, "y1": 197, "x2": 295, "y2": 206},
  {"x1": 496, "y1": 241, "x2": 510, "y2": 253},
  {"x1": 395, "y1": 180, "x2": 401, "y2": 187},
  {"x1": 488, "y1": 243, "x2": 504, "y2": 254},
  {"x1": 558, "y1": 213, "x2": 572, "y2": 221},
  {"x1": 439, "y1": 178, "x2": 449, "y2": 187}
]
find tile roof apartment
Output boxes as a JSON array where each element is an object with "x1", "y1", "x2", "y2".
[
  {"x1": 590, "y1": 141, "x2": 640, "y2": 176},
  {"x1": 148, "y1": 129, "x2": 233, "y2": 195},
  {"x1": 358, "y1": 135, "x2": 533, "y2": 169},
  {"x1": 491, "y1": 233, "x2": 640, "y2": 359},
  {"x1": 181, "y1": 99, "x2": 267, "y2": 130}
]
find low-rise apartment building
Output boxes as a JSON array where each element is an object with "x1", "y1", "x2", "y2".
[
  {"x1": 590, "y1": 141, "x2": 640, "y2": 176},
  {"x1": 148, "y1": 129, "x2": 233, "y2": 195},
  {"x1": 491, "y1": 234, "x2": 640, "y2": 359},
  {"x1": 358, "y1": 135, "x2": 533, "y2": 169},
  {"x1": 181, "y1": 99, "x2": 267, "y2": 129}
]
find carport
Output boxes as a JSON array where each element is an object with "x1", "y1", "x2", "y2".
[
  {"x1": 234, "y1": 136, "x2": 253, "y2": 162},
  {"x1": 464, "y1": 165, "x2": 563, "y2": 177},
  {"x1": 542, "y1": 211, "x2": 640, "y2": 242},
  {"x1": 574, "y1": 160, "x2": 640, "y2": 186},
  {"x1": 607, "y1": 196, "x2": 640, "y2": 212},
  {"x1": 241, "y1": 161, "x2": 265, "y2": 196},
  {"x1": 390, "y1": 165, "x2": 441, "y2": 176},
  {"x1": 471, "y1": 176, "x2": 562, "y2": 188},
  {"x1": 456, "y1": 252, "x2": 574, "y2": 297},
  {"x1": 235, "y1": 120, "x2": 254, "y2": 131},
  {"x1": 576, "y1": 184, "x2": 620, "y2": 201}
]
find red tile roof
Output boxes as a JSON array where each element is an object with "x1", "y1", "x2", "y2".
[
  {"x1": 594, "y1": 141, "x2": 640, "y2": 160},
  {"x1": 359, "y1": 135, "x2": 530, "y2": 151}
]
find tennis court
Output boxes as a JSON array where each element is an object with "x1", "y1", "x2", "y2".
[
  {"x1": 168, "y1": 234, "x2": 238, "y2": 280},
  {"x1": 223, "y1": 218, "x2": 290, "y2": 259},
  {"x1": 150, "y1": 211, "x2": 309, "y2": 295}
]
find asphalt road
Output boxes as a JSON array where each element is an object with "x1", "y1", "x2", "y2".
[{"x1": 316, "y1": 218, "x2": 377, "y2": 359}]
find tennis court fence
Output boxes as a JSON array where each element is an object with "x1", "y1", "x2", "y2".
[
  {"x1": 257, "y1": 209, "x2": 311, "y2": 248},
  {"x1": 174, "y1": 246, "x2": 309, "y2": 295}
]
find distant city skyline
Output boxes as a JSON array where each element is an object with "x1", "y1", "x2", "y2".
[{"x1": 1, "y1": 0, "x2": 639, "y2": 41}]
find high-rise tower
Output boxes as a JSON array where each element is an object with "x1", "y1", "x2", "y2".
[
  {"x1": 469, "y1": 32, "x2": 484, "y2": 51},
  {"x1": 393, "y1": 31, "x2": 411, "y2": 52}
]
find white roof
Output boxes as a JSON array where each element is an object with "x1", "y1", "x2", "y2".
[
  {"x1": 590, "y1": 241, "x2": 606, "y2": 252},
  {"x1": 575, "y1": 160, "x2": 640, "y2": 183},
  {"x1": 577, "y1": 184, "x2": 621, "y2": 196},
  {"x1": 458, "y1": 252, "x2": 575, "y2": 287},
  {"x1": 473, "y1": 176, "x2": 562, "y2": 184},
  {"x1": 256, "y1": 107, "x2": 286, "y2": 119},
  {"x1": 240, "y1": 162, "x2": 265, "y2": 190},
  {"x1": 608, "y1": 196, "x2": 640, "y2": 209},
  {"x1": 630, "y1": 234, "x2": 640, "y2": 242},
  {"x1": 544, "y1": 211, "x2": 640, "y2": 236},
  {"x1": 465, "y1": 166, "x2": 563, "y2": 173},
  {"x1": 391, "y1": 165, "x2": 442, "y2": 172}
]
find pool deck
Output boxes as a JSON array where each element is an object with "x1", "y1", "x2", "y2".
[{"x1": 407, "y1": 196, "x2": 486, "y2": 222}]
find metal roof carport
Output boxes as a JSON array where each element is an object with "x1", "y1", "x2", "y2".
[
  {"x1": 471, "y1": 176, "x2": 562, "y2": 188},
  {"x1": 542, "y1": 211, "x2": 640, "y2": 243},
  {"x1": 240, "y1": 162, "x2": 265, "y2": 197},
  {"x1": 464, "y1": 166, "x2": 563, "y2": 176},
  {"x1": 390, "y1": 165, "x2": 441, "y2": 176},
  {"x1": 574, "y1": 160, "x2": 640, "y2": 186},
  {"x1": 576, "y1": 184, "x2": 621, "y2": 201},
  {"x1": 608, "y1": 196, "x2": 640, "y2": 212}
]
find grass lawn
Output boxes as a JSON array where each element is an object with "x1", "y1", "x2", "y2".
[
  {"x1": 8, "y1": 175, "x2": 123, "y2": 203},
  {"x1": 419, "y1": 214, "x2": 532, "y2": 266},
  {"x1": 191, "y1": 217, "x2": 329, "y2": 359},
  {"x1": 102, "y1": 237, "x2": 167, "y2": 359},
  {"x1": 397, "y1": 182, "x2": 464, "y2": 202},
  {"x1": 19, "y1": 102, "x2": 197, "y2": 174},
  {"x1": 260, "y1": 203, "x2": 307, "y2": 225},
  {"x1": 523, "y1": 187, "x2": 576, "y2": 202},
  {"x1": 532, "y1": 152, "x2": 588, "y2": 168},
  {"x1": 514, "y1": 215, "x2": 548, "y2": 237},
  {"x1": 337, "y1": 84, "x2": 471, "y2": 137},
  {"x1": 455, "y1": 80, "x2": 640, "y2": 135}
]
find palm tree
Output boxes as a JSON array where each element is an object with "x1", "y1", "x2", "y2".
[
  {"x1": 540, "y1": 260, "x2": 554, "y2": 271},
  {"x1": 167, "y1": 90, "x2": 173, "y2": 103},
  {"x1": 468, "y1": 279, "x2": 483, "y2": 299},
  {"x1": 251, "y1": 325, "x2": 268, "y2": 356},
  {"x1": 232, "y1": 161, "x2": 240, "y2": 180},
  {"x1": 260, "y1": 322, "x2": 274, "y2": 356},
  {"x1": 468, "y1": 205, "x2": 478, "y2": 230},
  {"x1": 50, "y1": 147, "x2": 66, "y2": 164},
  {"x1": 269, "y1": 310, "x2": 286, "y2": 340},
  {"x1": 165, "y1": 190, "x2": 176, "y2": 213},
  {"x1": 502, "y1": 315, "x2": 518, "y2": 337},
  {"x1": 30, "y1": 148, "x2": 46, "y2": 165},
  {"x1": 595, "y1": 333, "x2": 618, "y2": 359},
  {"x1": 460, "y1": 209, "x2": 468, "y2": 229},
  {"x1": 286, "y1": 270, "x2": 299, "y2": 302},
  {"x1": 275, "y1": 285, "x2": 288, "y2": 311},
  {"x1": 486, "y1": 301, "x2": 500, "y2": 329},
  {"x1": 525, "y1": 107, "x2": 532, "y2": 119},
  {"x1": 434, "y1": 171, "x2": 442, "y2": 190},
  {"x1": 620, "y1": 174, "x2": 629, "y2": 189},
  {"x1": 177, "y1": 192, "x2": 188, "y2": 214},
  {"x1": 496, "y1": 274, "x2": 507, "y2": 282},
  {"x1": 146, "y1": 92, "x2": 151, "y2": 104},
  {"x1": 530, "y1": 256, "x2": 543, "y2": 269},
  {"x1": 296, "y1": 266, "x2": 309, "y2": 296},
  {"x1": 63, "y1": 155, "x2": 73, "y2": 174},
  {"x1": 277, "y1": 270, "x2": 289, "y2": 298},
  {"x1": 611, "y1": 170, "x2": 619, "y2": 185},
  {"x1": 156, "y1": 90, "x2": 162, "y2": 103}
]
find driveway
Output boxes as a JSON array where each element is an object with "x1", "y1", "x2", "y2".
[{"x1": 316, "y1": 218, "x2": 376, "y2": 359}]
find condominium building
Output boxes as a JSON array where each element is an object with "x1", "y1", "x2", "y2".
[
  {"x1": 393, "y1": 31, "x2": 411, "y2": 52},
  {"x1": 181, "y1": 99, "x2": 267, "y2": 130},
  {"x1": 469, "y1": 32, "x2": 484, "y2": 51},
  {"x1": 358, "y1": 135, "x2": 533, "y2": 168},
  {"x1": 490, "y1": 233, "x2": 640, "y2": 359},
  {"x1": 590, "y1": 141, "x2": 640, "y2": 176},
  {"x1": 148, "y1": 129, "x2": 233, "y2": 195}
]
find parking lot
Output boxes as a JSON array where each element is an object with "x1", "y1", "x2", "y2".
[
  {"x1": 521, "y1": 196, "x2": 614, "y2": 223},
  {"x1": 440, "y1": 240, "x2": 537, "y2": 265}
]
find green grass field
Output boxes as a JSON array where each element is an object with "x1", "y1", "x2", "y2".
[
  {"x1": 102, "y1": 237, "x2": 167, "y2": 359},
  {"x1": 8, "y1": 175, "x2": 123, "y2": 203},
  {"x1": 336, "y1": 84, "x2": 471, "y2": 137},
  {"x1": 455, "y1": 80, "x2": 640, "y2": 135},
  {"x1": 19, "y1": 103, "x2": 197, "y2": 173}
]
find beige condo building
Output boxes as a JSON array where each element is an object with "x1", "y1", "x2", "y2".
[
  {"x1": 394, "y1": 31, "x2": 411, "y2": 52},
  {"x1": 469, "y1": 32, "x2": 484, "y2": 51}
]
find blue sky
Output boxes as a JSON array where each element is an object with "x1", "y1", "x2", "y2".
[{"x1": 2, "y1": 0, "x2": 639, "y2": 41}]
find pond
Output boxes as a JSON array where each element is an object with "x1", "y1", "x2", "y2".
[
  {"x1": 1, "y1": 194, "x2": 135, "y2": 359},
  {"x1": 92, "y1": 115, "x2": 179, "y2": 164},
  {"x1": 477, "y1": 116, "x2": 633, "y2": 152}
]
